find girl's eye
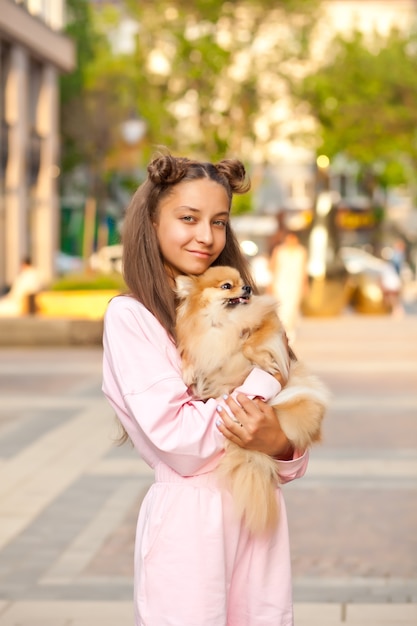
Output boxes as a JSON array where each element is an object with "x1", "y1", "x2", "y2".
[
  {"x1": 221, "y1": 283, "x2": 232, "y2": 290},
  {"x1": 213, "y1": 220, "x2": 227, "y2": 227},
  {"x1": 181, "y1": 216, "x2": 195, "y2": 223}
]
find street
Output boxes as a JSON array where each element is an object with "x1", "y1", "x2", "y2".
[
  {"x1": 0, "y1": 313, "x2": 416, "y2": 625},
  {"x1": 287, "y1": 314, "x2": 417, "y2": 606}
]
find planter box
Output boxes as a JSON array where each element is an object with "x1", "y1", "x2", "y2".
[{"x1": 35, "y1": 290, "x2": 120, "y2": 319}]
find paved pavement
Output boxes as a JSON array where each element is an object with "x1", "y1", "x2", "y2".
[{"x1": 0, "y1": 313, "x2": 416, "y2": 625}]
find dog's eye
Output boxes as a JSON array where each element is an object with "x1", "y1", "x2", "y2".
[{"x1": 221, "y1": 283, "x2": 232, "y2": 290}]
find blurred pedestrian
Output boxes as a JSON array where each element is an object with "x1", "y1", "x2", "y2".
[
  {"x1": 390, "y1": 238, "x2": 406, "y2": 276},
  {"x1": 269, "y1": 230, "x2": 308, "y2": 343},
  {"x1": 381, "y1": 262, "x2": 403, "y2": 317},
  {"x1": 249, "y1": 252, "x2": 272, "y2": 293},
  {"x1": 0, "y1": 257, "x2": 43, "y2": 317}
]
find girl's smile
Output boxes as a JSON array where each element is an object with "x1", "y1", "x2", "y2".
[{"x1": 154, "y1": 178, "x2": 230, "y2": 278}]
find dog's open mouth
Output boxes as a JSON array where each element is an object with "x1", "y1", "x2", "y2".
[{"x1": 226, "y1": 296, "x2": 251, "y2": 306}]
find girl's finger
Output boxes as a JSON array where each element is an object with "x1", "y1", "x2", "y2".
[
  {"x1": 223, "y1": 393, "x2": 252, "y2": 417},
  {"x1": 216, "y1": 404, "x2": 244, "y2": 434}
]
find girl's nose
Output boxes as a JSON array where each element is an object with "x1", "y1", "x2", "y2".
[{"x1": 196, "y1": 222, "x2": 213, "y2": 245}]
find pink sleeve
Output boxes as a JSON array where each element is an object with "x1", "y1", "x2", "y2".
[
  {"x1": 234, "y1": 367, "x2": 281, "y2": 400},
  {"x1": 103, "y1": 297, "x2": 223, "y2": 476},
  {"x1": 276, "y1": 448, "x2": 309, "y2": 484},
  {"x1": 218, "y1": 368, "x2": 281, "y2": 417}
]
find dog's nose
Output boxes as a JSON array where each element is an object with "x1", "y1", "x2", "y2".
[{"x1": 242, "y1": 285, "x2": 251, "y2": 294}]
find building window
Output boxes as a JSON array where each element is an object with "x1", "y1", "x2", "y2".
[
  {"x1": 13, "y1": 0, "x2": 65, "y2": 31},
  {"x1": 0, "y1": 42, "x2": 10, "y2": 182}
]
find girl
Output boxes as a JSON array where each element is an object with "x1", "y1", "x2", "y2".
[{"x1": 102, "y1": 153, "x2": 309, "y2": 626}]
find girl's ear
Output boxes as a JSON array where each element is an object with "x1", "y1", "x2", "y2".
[{"x1": 175, "y1": 275, "x2": 194, "y2": 299}]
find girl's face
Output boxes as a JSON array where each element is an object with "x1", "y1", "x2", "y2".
[{"x1": 154, "y1": 178, "x2": 230, "y2": 278}]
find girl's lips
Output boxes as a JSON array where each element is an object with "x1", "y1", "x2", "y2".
[{"x1": 187, "y1": 250, "x2": 212, "y2": 259}]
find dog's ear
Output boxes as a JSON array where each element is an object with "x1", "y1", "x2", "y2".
[{"x1": 175, "y1": 275, "x2": 195, "y2": 299}]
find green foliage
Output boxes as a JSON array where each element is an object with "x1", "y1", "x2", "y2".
[
  {"x1": 60, "y1": 0, "x2": 96, "y2": 100},
  {"x1": 231, "y1": 191, "x2": 253, "y2": 215},
  {"x1": 295, "y1": 27, "x2": 417, "y2": 189},
  {"x1": 95, "y1": 0, "x2": 320, "y2": 161},
  {"x1": 60, "y1": 0, "x2": 99, "y2": 173},
  {"x1": 60, "y1": 0, "x2": 137, "y2": 179},
  {"x1": 51, "y1": 272, "x2": 126, "y2": 291}
]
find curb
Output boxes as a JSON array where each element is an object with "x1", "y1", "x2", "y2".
[{"x1": 0, "y1": 316, "x2": 103, "y2": 346}]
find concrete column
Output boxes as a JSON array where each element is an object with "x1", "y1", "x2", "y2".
[
  {"x1": 4, "y1": 45, "x2": 28, "y2": 284},
  {"x1": 33, "y1": 63, "x2": 59, "y2": 284},
  {"x1": 0, "y1": 47, "x2": 5, "y2": 288}
]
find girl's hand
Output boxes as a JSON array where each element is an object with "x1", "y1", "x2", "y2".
[{"x1": 216, "y1": 393, "x2": 294, "y2": 460}]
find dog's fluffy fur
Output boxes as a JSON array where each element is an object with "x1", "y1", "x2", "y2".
[{"x1": 175, "y1": 266, "x2": 330, "y2": 534}]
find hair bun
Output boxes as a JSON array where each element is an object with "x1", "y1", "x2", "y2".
[
  {"x1": 147, "y1": 154, "x2": 191, "y2": 185},
  {"x1": 215, "y1": 159, "x2": 251, "y2": 194}
]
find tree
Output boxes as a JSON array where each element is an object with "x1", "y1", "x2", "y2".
[
  {"x1": 60, "y1": 0, "x2": 143, "y2": 254},
  {"x1": 293, "y1": 27, "x2": 417, "y2": 195},
  {"x1": 60, "y1": 0, "x2": 139, "y2": 180},
  {"x1": 60, "y1": 0, "x2": 98, "y2": 173},
  {"x1": 122, "y1": 0, "x2": 321, "y2": 162}
]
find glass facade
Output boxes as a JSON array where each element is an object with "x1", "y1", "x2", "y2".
[{"x1": 0, "y1": 0, "x2": 75, "y2": 288}]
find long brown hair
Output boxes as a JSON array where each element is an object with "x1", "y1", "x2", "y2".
[{"x1": 122, "y1": 151, "x2": 254, "y2": 339}]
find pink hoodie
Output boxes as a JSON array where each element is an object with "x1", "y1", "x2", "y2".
[{"x1": 103, "y1": 295, "x2": 309, "y2": 626}]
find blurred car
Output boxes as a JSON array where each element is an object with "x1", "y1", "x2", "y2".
[{"x1": 339, "y1": 246, "x2": 400, "y2": 314}]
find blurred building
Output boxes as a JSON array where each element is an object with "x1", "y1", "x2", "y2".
[{"x1": 0, "y1": 0, "x2": 75, "y2": 289}]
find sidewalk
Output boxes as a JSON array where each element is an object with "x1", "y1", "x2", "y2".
[
  {"x1": 0, "y1": 314, "x2": 416, "y2": 625},
  {"x1": 0, "y1": 600, "x2": 415, "y2": 625}
]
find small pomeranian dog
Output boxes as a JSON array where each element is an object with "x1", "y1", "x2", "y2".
[{"x1": 175, "y1": 265, "x2": 330, "y2": 534}]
